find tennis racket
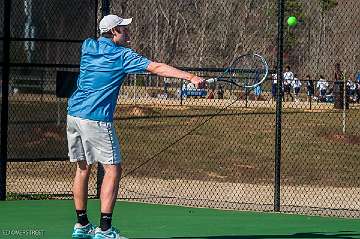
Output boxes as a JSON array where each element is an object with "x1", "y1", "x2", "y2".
[{"x1": 206, "y1": 53, "x2": 269, "y2": 88}]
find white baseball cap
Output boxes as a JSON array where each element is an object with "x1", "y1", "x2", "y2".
[{"x1": 99, "y1": 15, "x2": 132, "y2": 34}]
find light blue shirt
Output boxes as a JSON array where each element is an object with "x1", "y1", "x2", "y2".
[{"x1": 68, "y1": 37, "x2": 151, "y2": 122}]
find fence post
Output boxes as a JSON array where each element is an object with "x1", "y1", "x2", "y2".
[
  {"x1": 96, "y1": 0, "x2": 110, "y2": 199},
  {"x1": 0, "y1": 0, "x2": 12, "y2": 201},
  {"x1": 274, "y1": 0, "x2": 285, "y2": 212}
]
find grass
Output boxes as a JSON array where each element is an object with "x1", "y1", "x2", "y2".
[
  {"x1": 5, "y1": 95, "x2": 360, "y2": 188},
  {"x1": 118, "y1": 105, "x2": 360, "y2": 187}
]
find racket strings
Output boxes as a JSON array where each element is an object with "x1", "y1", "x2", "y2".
[{"x1": 224, "y1": 54, "x2": 267, "y2": 88}]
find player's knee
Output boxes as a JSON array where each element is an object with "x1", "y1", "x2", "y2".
[
  {"x1": 76, "y1": 161, "x2": 91, "y2": 175},
  {"x1": 103, "y1": 164, "x2": 122, "y2": 178}
]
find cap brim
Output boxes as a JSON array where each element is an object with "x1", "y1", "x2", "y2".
[{"x1": 119, "y1": 18, "x2": 132, "y2": 26}]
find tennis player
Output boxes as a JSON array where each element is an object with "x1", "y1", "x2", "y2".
[{"x1": 68, "y1": 14, "x2": 204, "y2": 239}]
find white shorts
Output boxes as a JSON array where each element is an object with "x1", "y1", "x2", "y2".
[{"x1": 66, "y1": 115, "x2": 121, "y2": 165}]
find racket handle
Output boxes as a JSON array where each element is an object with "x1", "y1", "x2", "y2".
[{"x1": 206, "y1": 78, "x2": 217, "y2": 84}]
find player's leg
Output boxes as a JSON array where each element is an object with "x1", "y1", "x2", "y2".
[
  {"x1": 289, "y1": 87, "x2": 294, "y2": 101},
  {"x1": 282, "y1": 88, "x2": 285, "y2": 102},
  {"x1": 100, "y1": 165, "x2": 122, "y2": 213},
  {"x1": 295, "y1": 87, "x2": 300, "y2": 101},
  {"x1": 272, "y1": 84, "x2": 276, "y2": 102},
  {"x1": 286, "y1": 85, "x2": 290, "y2": 101},
  {"x1": 99, "y1": 164, "x2": 122, "y2": 231},
  {"x1": 72, "y1": 161, "x2": 96, "y2": 238},
  {"x1": 67, "y1": 115, "x2": 96, "y2": 238},
  {"x1": 80, "y1": 119, "x2": 127, "y2": 239},
  {"x1": 320, "y1": 89, "x2": 325, "y2": 101},
  {"x1": 73, "y1": 160, "x2": 92, "y2": 219}
]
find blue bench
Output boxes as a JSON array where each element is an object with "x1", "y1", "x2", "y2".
[{"x1": 182, "y1": 88, "x2": 207, "y2": 98}]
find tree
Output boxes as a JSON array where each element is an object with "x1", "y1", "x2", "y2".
[
  {"x1": 320, "y1": 0, "x2": 338, "y2": 13},
  {"x1": 317, "y1": 0, "x2": 338, "y2": 74}
]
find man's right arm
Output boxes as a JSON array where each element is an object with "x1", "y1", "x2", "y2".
[{"x1": 146, "y1": 62, "x2": 204, "y2": 88}]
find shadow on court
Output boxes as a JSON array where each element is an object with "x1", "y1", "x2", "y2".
[{"x1": 133, "y1": 231, "x2": 360, "y2": 239}]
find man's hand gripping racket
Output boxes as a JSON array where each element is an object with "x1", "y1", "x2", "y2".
[{"x1": 189, "y1": 75, "x2": 206, "y2": 88}]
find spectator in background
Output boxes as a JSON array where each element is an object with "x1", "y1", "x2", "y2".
[
  {"x1": 353, "y1": 72, "x2": 360, "y2": 103},
  {"x1": 356, "y1": 72, "x2": 360, "y2": 83},
  {"x1": 305, "y1": 75, "x2": 314, "y2": 102},
  {"x1": 217, "y1": 85, "x2": 224, "y2": 99},
  {"x1": 334, "y1": 63, "x2": 343, "y2": 81},
  {"x1": 254, "y1": 84, "x2": 262, "y2": 101},
  {"x1": 333, "y1": 62, "x2": 344, "y2": 95},
  {"x1": 163, "y1": 78, "x2": 170, "y2": 96},
  {"x1": 346, "y1": 78, "x2": 356, "y2": 100},
  {"x1": 355, "y1": 76, "x2": 360, "y2": 103},
  {"x1": 207, "y1": 89, "x2": 215, "y2": 99},
  {"x1": 271, "y1": 73, "x2": 277, "y2": 101},
  {"x1": 348, "y1": 74, "x2": 360, "y2": 103},
  {"x1": 292, "y1": 74, "x2": 302, "y2": 102},
  {"x1": 253, "y1": 70, "x2": 262, "y2": 101},
  {"x1": 283, "y1": 65, "x2": 294, "y2": 102},
  {"x1": 316, "y1": 75, "x2": 329, "y2": 102}
]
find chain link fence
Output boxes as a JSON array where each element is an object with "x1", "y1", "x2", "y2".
[
  {"x1": 1, "y1": 0, "x2": 360, "y2": 218},
  {"x1": 278, "y1": 0, "x2": 360, "y2": 217},
  {"x1": 2, "y1": 0, "x2": 99, "y2": 199}
]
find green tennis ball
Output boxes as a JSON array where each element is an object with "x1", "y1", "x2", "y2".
[{"x1": 287, "y1": 16, "x2": 298, "y2": 27}]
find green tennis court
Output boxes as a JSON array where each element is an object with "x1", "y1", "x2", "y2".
[{"x1": 0, "y1": 200, "x2": 359, "y2": 239}]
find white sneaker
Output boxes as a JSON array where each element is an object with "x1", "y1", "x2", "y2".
[
  {"x1": 94, "y1": 227, "x2": 128, "y2": 239},
  {"x1": 72, "y1": 223, "x2": 96, "y2": 238}
]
